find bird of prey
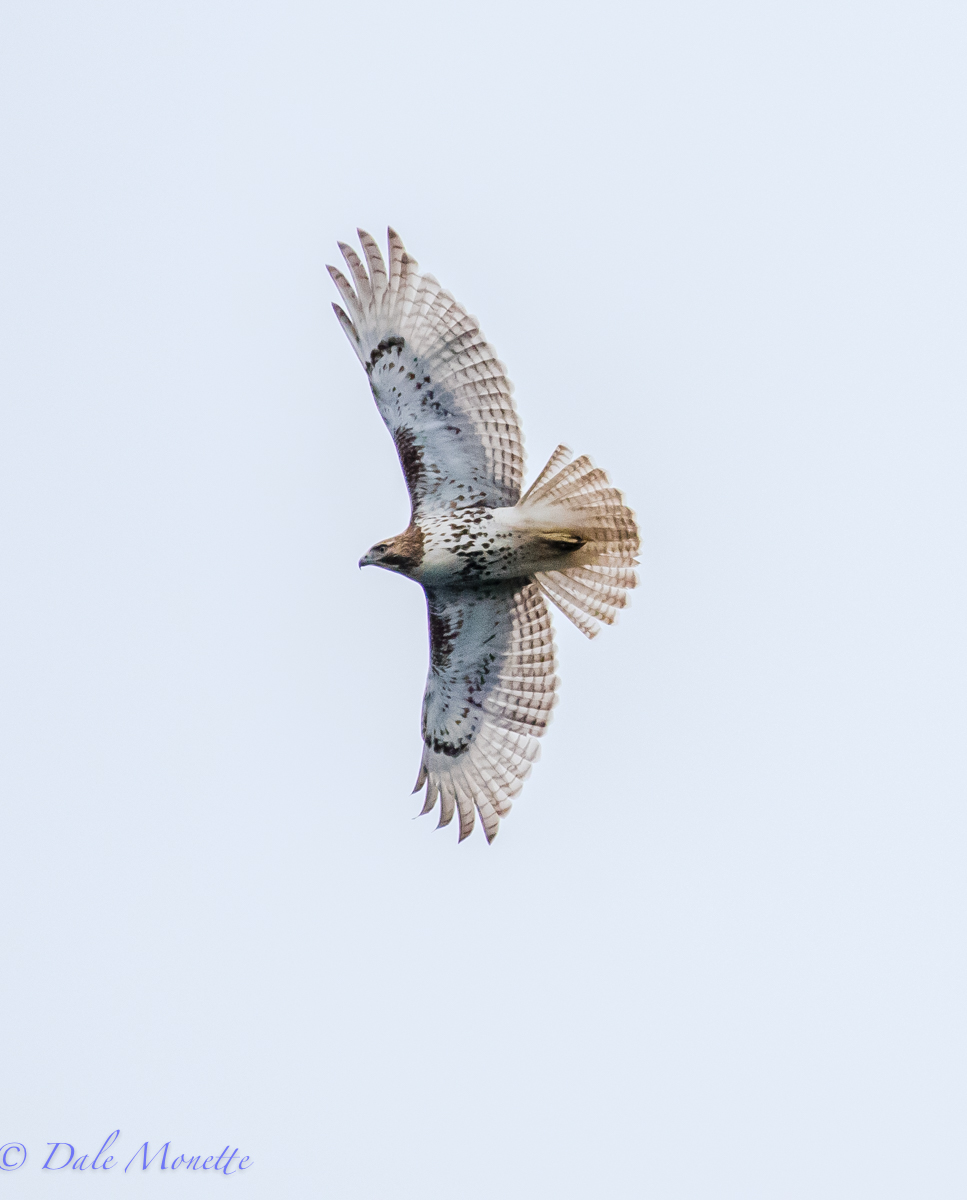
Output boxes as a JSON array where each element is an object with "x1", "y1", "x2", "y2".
[{"x1": 329, "y1": 229, "x2": 639, "y2": 842}]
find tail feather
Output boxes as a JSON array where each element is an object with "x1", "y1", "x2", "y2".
[
  {"x1": 567, "y1": 564, "x2": 639, "y2": 591},
  {"x1": 519, "y1": 444, "x2": 573, "y2": 503},
  {"x1": 524, "y1": 457, "x2": 598, "y2": 507},
  {"x1": 520, "y1": 445, "x2": 640, "y2": 638},
  {"x1": 536, "y1": 578, "x2": 603, "y2": 639},
  {"x1": 540, "y1": 568, "x2": 629, "y2": 615}
]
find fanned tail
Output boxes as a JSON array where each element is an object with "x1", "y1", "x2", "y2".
[{"x1": 519, "y1": 444, "x2": 640, "y2": 639}]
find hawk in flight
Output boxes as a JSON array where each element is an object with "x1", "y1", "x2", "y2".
[{"x1": 330, "y1": 229, "x2": 639, "y2": 842}]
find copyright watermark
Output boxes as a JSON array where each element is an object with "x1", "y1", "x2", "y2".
[{"x1": 0, "y1": 1132, "x2": 252, "y2": 1175}]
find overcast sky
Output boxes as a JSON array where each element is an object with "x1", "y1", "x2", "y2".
[{"x1": 2, "y1": 1, "x2": 966, "y2": 1196}]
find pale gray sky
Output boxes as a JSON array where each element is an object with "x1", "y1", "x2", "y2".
[{"x1": 2, "y1": 1, "x2": 965, "y2": 1196}]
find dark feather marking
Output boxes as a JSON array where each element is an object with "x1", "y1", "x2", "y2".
[
  {"x1": 428, "y1": 600, "x2": 463, "y2": 672},
  {"x1": 365, "y1": 335, "x2": 405, "y2": 376},
  {"x1": 537, "y1": 532, "x2": 586, "y2": 549},
  {"x1": 393, "y1": 426, "x2": 426, "y2": 511}
]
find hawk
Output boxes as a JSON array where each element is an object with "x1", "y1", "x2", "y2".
[{"x1": 329, "y1": 229, "x2": 640, "y2": 842}]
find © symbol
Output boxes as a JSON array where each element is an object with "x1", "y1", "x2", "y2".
[{"x1": 0, "y1": 1143, "x2": 26, "y2": 1171}]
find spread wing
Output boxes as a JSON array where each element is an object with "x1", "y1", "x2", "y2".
[
  {"x1": 414, "y1": 580, "x2": 558, "y2": 842},
  {"x1": 328, "y1": 228, "x2": 524, "y2": 516}
]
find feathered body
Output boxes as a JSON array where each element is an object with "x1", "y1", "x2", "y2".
[
  {"x1": 373, "y1": 504, "x2": 631, "y2": 587},
  {"x1": 330, "y1": 229, "x2": 639, "y2": 842}
]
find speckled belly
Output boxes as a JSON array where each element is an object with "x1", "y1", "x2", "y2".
[
  {"x1": 411, "y1": 508, "x2": 577, "y2": 586},
  {"x1": 411, "y1": 510, "x2": 522, "y2": 585}
]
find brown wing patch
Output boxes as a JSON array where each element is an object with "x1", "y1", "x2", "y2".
[
  {"x1": 427, "y1": 599, "x2": 464, "y2": 674},
  {"x1": 392, "y1": 426, "x2": 427, "y2": 510}
]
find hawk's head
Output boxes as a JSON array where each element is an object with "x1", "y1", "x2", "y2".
[
  {"x1": 359, "y1": 540, "x2": 398, "y2": 570},
  {"x1": 359, "y1": 525, "x2": 424, "y2": 575}
]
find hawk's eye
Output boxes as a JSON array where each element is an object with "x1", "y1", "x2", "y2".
[{"x1": 375, "y1": 543, "x2": 389, "y2": 553}]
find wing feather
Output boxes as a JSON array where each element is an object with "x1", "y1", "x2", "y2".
[
  {"x1": 329, "y1": 228, "x2": 525, "y2": 515},
  {"x1": 416, "y1": 580, "x2": 557, "y2": 842},
  {"x1": 338, "y1": 242, "x2": 374, "y2": 315},
  {"x1": 327, "y1": 265, "x2": 360, "y2": 323},
  {"x1": 357, "y1": 228, "x2": 388, "y2": 306}
]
